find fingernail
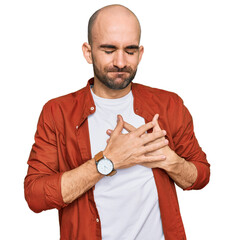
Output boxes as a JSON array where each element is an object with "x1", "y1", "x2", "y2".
[{"x1": 162, "y1": 130, "x2": 167, "y2": 135}]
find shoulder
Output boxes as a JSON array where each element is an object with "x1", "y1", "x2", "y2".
[
  {"x1": 40, "y1": 84, "x2": 89, "y2": 118},
  {"x1": 44, "y1": 86, "x2": 86, "y2": 108},
  {"x1": 133, "y1": 82, "x2": 183, "y2": 106},
  {"x1": 39, "y1": 86, "x2": 88, "y2": 127}
]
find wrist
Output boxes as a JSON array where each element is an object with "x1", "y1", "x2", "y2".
[
  {"x1": 87, "y1": 158, "x2": 104, "y2": 178},
  {"x1": 165, "y1": 150, "x2": 185, "y2": 174},
  {"x1": 103, "y1": 149, "x2": 108, "y2": 158},
  {"x1": 103, "y1": 149, "x2": 116, "y2": 167}
]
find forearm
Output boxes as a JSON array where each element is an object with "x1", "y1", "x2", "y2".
[
  {"x1": 166, "y1": 155, "x2": 198, "y2": 190},
  {"x1": 61, "y1": 158, "x2": 103, "y2": 204}
]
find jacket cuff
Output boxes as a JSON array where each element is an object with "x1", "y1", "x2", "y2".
[
  {"x1": 45, "y1": 172, "x2": 68, "y2": 210},
  {"x1": 184, "y1": 160, "x2": 210, "y2": 190}
]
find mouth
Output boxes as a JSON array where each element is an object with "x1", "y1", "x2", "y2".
[
  {"x1": 108, "y1": 71, "x2": 129, "y2": 75},
  {"x1": 108, "y1": 72, "x2": 129, "y2": 79}
]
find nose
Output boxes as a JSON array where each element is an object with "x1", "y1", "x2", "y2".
[{"x1": 113, "y1": 51, "x2": 127, "y2": 69}]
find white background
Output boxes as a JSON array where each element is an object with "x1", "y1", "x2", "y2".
[{"x1": 0, "y1": 0, "x2": 233, "y2": 239}]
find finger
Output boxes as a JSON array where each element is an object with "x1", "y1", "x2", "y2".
[
  {"x1": 106, "y1": 129, "x2": 113, "y2": 136},
  {"x1": 141, "y1": 130, "x2": 167, "y2": 145},
  {"x1": 138, "y1": 139, "x2": 168, "y2": 156},
  {"x1": 152, "y1": 114, "x2": 162, "y2": 133},
  {"x1": 136, "y1": 155, "x2": 166, "y2": 165},
  {"x1": 123, "y1": 121, "x2": 136, "y2": 133},
  {"x1": 140, "y1": 155, "x2": 166, "y2": 163},
  {"x1": 133, "y1": 121, "x2": 155, "y2": 137},
  {"x1": 144, "y1": 139, "x2": 168, "y2": 153},
  {"x1": 153, "y1": 114, "x2": 159, "y2": 122},
  {"x1": 111, "y1": 114, "x2": 124, "y2": 137}
]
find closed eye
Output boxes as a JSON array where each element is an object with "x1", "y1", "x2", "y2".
[
  {"x1": 100, "y1": 44, "x2": 116, "y2": 55},
  {"x1": 125, "y1": 46, "x2": 139, "y2": 55},
  {"x1": 126, "y1": 51, "x2": 135, "y2": 55},
  {"x1": 104, "y1": 50, "x2": 114, "y2": 54}
]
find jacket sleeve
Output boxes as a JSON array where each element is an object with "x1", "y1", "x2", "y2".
[
  {"x1": 24, "y1": 102, "x2": 67, "y2": 213},
  {"x1": 171, "y1": 95, "x2": 210, "y2": 190}
]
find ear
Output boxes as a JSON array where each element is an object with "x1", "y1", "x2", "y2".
[
  {"x1": 138, "y1": 45, "x2": 144, "y2": 64},
  {"x1": 82, "y1": 42, "x2": 93, "y2": 64}
]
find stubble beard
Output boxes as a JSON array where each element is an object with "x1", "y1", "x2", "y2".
[{"x1": 92, "y1": 63, "x2": 137, "y2": 90}]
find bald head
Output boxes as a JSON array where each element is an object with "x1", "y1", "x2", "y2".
[{"x1": 88, "y1": 4, "x2": 141, "y2": 45}]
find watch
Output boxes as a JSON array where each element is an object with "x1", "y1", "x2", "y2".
[{"x1": 94, "y1": 151, "x2": 117, "y2": 176}]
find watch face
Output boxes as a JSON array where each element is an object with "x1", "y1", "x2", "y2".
[{"x1": 97, "y1": 158, "x2": 114, "y2": 175}]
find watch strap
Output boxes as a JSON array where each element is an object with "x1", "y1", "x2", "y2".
[{"x1": 94, "y1": 151, "x2": 105, "y2": 163}]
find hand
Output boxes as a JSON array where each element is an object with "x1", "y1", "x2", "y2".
[
  {"x1": 107, "y1": 114, "x2": 183, "y2": 172},
  {"x1": 103, "y1": 115, "x2": 169, "y2": 170}
]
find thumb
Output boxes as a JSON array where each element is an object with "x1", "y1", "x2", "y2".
[{"x1": 111, "y1": 114, "x2": 124, "y2": 137}]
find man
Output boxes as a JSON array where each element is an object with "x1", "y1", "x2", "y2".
[{"x1": 24, "y1": 4, "x2": 210, "y2": 240}]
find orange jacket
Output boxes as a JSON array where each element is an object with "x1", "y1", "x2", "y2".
[{"x1": 24, "y1": 78, "x2": 210, "y2": 239}]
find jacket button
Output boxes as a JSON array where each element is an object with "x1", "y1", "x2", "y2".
[
  {"x1": 90, "y1": 106, "x2": 95, "y2": 111},
  {"x1": 96, "y1": 218, "x2": 99, "y2": 223},
  {"x1": 76, "y1": 126, "x2": 79, "y2": 130}
]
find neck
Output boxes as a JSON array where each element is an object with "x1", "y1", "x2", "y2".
[{"x1": 92, "y1": 77, "x2": 132, "y2": 99}]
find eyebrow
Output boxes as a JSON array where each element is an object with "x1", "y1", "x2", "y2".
[
  {"x1": 99, "y1": 44, "x2": 117, "y2": 49},
  {"x1": 125, "y1": 45, "x2": 139, "y2": 50},
  {"x1": 99, "y1": 44, "x2": 140, "y2": 50}
]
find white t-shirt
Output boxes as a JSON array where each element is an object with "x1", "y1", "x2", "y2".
[{"x1": 88, "y1": 87, "x2": 164, "y2": 240}]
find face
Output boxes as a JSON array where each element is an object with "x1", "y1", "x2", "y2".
[
  {"x1": 83, "y1": 10, "x2": 144, "y2": 90},
  {"x1": 92, "y1": 50, "x2": 138, "y2": 90}
]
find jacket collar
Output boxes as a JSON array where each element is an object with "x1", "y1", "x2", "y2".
[{"x1": 77, "y1": 78, "x2": 155, "y2": 126}]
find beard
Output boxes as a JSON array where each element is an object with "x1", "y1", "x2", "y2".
[{"x1": 92, "y1": 63, "x2": 137, "y2": 90}]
